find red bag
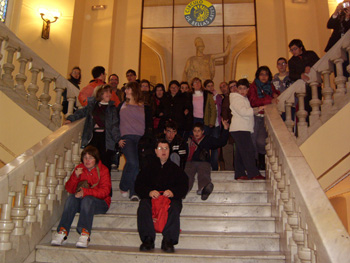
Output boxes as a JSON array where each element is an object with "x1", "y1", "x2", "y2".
[{"x1": 152, "y1": 194, "x2": 171, "y2": 233}]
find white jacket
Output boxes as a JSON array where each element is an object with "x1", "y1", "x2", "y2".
[{"x1": 229, "y1": 92, "x2": 254, "y2": 133}]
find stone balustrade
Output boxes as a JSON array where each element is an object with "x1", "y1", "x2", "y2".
[
  {"x1": 0, "y1": 119, "x2": 84, "y2": 263},
  {"x1": 277, "y1": 30, "x2": 350, "y2": 145},
  {"x1": 264, "y1": 104, "x2": 350, "y2": 263},
  {"x1": 0, "y1": 23, "x2": 81, "y2": 131}
]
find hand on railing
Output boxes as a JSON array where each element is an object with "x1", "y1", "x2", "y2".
[{"x1": 63, "y1": 120, "x2": 71, "y2": 125}]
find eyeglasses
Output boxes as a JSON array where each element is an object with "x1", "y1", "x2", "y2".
[
  {"x1": 157, "y1": 147, "x2": 169, "y2": 150},
  {"x1": 289, "y1": 47, "x2": 299, "y2": 52},
  {"x1": 277, "y1": 62, "x2": 286, "y2": 66}
]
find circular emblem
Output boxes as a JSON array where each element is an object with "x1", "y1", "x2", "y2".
[{"x1": 184, "y1": 0, "x2": 216, "y2": 27}]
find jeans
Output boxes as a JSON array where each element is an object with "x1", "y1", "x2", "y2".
[
  {"x1": 119, "y1": 134, "x2": 141, "y2": 197},
  {"x1": 210, "y1": 126, "x2": 220, "y2": 171},
  {"x1": 57, "y1": 195, "x2": 109, "y2": 235}
]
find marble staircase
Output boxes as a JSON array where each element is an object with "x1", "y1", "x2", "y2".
[{"x1": 33, "y1": 170, "x2": 285, "y2": 263}]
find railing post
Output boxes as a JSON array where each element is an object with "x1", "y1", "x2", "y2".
[
  {"x1": 0, "y1": 192, "x2": 15, "y2": 251},
  {"x1": 296, "y1": 89, "x2": 308, "y2": 140},
  {"x1": 47, "y1": 156, "x2": 59, "y2": 206},
  {"x1": 2, "y1": 42, "x2": 17, "y2": 87},
  {"x1": 14, "y1": 53, "x2": 29, "y2": 98},
  {"x1": 35, "y1": 164, "x2": 49, "y2": 224},
  {"x1": 11, "y1": 182, "x2": 28, "y2": 236},
  {"x1": 66, "y1": 97, "x2": 76, "y2": 117},
  {"x1": 321, "y1": 70, "x2": 334, "y2": 113},
  {"x1": 0, "y1": 36, "x2": 8, "y2": 86},
  {"x1": 51, "y1": 80, "x2": 64, "y2": 127},
  {"x1": 334, "y1": 58, "x2": 347, "y2": 103},
  {"x1": 56, "y1": 152, "x2": 67, "y2": 202},
  {"x1": 24, "y1": 173, "x2": 39, "y2": 223},
  {"x1": 39, "y1": 74, "x2": 52, "y2": 119},
  {"x1": 27, "y1": 63, "x2": 41, "y2": 109},
  {"x1": 285, "y1": 101, "x2": 294, "y2": 133},
  {"x1": 308, "y1": 81, "x2": 321, "y2": 126}
]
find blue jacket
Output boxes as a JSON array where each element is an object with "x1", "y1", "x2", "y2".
[{"x1": 67, "y1": 97, "x2": 118, "y2": 151}]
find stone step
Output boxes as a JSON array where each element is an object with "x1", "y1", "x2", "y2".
[
  {"x1": 68, "y1": 214, "x2": 276, "y2": 233},
  {"x1": 108, "y1": 200, "x2": 272, "y2": 217},
  {"x1": 112, "y1": 190, "x2": 268, "y2": 203},
  {"x1": 112, "y1": 179, "x2": 267, "y2": 191},
  {"x1": 53, "y1": 228, "x2": 280, "y2": 251},
  {"x1": 111, "y1": 170, "x2": 265, "y2": 182},
  {"x1": 35, "y1": 244, "x2": 285, "y2": 263}
]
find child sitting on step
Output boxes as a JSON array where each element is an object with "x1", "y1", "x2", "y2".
[
  {"x1": 51, "y1": 146, "x2": 111, "y2": 248},
  {"x1": 185, "y1": 120, "x2": 229, "y2": 201}
]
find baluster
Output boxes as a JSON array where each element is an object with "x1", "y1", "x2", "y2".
[
  {"x1": 24, "y1": 173, "x2": 39, "y2": 223},
  {"x1": 66, "y1": 97, "x2": 76, "y2": 117},
  {"x1": 72, "y1": 141, "x2": 81, "y2": 166},
  {"x1": 64, "y1": 147, "x2": 74, "y2": 180},
  {"x1": 0, "y1": 36, "x2": 8, "y2": 86},
  {"x1": 1, "y1": 42, "x2": 17, "y2": 87},
  {"x1": 334, "y1": 58, "x2": 347, "y2": 102},
  {"x1": 308, "y1": 81, "x2": 321, "y2": 126},
  {"x1": 11, "y1": 182, "x2": 28, "y2": 235},
  {"x1": 285, "y1": 101, "x2": 295, "y2": 133},
  {"x1": 14, "y1": 53, "x2": 29, "y2": 98},
  {"x1": 47, "y1": 156, "x2": 59, "y2": 203},
  {"x1": 0, "y1": 192, "x2": 15, "y2": 250},
  {"x1": 51, "y1": 80, "x2": 64, "y2": 127},
  {"x1": 56, "y1": 152, "x2": 67, "y2": 201},
  {"x1": 296, "y1": 90, "x2": 308, "y2": 139},
  {"x1": 321, "y1": 71, "x2": 334, "y2": 113},
  {"x1": 36, "y1": 164, "x2": 50, "y2": 224},
  {"x1": 27, "y1": 63, "x2": 41, "y2": 108},
  {"x1": 39, "y1": 75, "x2": 52, "y2": 119}
]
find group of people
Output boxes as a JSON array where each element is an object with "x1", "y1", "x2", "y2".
[{"x1": 51, "y1": 2, "x2": 349, "y2": 251}]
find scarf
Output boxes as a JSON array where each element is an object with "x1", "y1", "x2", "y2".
[
  {"x1": 255, "y1": 79, "x2": 273, "y2": 98},
  {"x1": 187, "y1": 134, "x2": 205, "y2": 161}
]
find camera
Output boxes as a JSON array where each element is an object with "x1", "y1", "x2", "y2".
[{"x1": 343, "y1": 2, "x2": 350, "y2": 8}]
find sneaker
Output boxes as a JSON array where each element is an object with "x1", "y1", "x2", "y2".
[
  {"x1": 121, "y1": 191, "x2": 128, "y2": 198},
  {"x1": 76, "y1": 229, "x2": 90, "y2": 248},
  {"x1": 51, "y1": 229, "x2": 67, "y2": 246},
  {"x1": 130, "y1": 195, "x2": 140, "y2": 202},
  {"x1": 201, "y1": 182, "x2": 214, "y2": 201}
]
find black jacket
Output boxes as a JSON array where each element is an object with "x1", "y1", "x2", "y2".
[
  {"x1": 288, "y1": 50, "x2": 319, "y2": 82},
  {"x1": 135, "y1": 158, "x2": 189, "y2": 200},
  {"x1": 325, "y1": 15, "x2": 350, "y2": 52}
]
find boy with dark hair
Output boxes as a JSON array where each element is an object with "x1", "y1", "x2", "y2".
[
  {"x1": 158, "y1": 120, "x2": 187, "y2": 170},
  {"x1": 78, "y1": 66, "x2": 106, "y2": 106},
  {"x1": 185, "y1": 120, "x2": 229, "y2": 200}
]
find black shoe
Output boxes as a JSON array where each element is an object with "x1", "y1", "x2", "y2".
[
  {"x1": 161, "y1": 238, "x2": 175, "y2": 253},
  {"x1": 258, "y1": 153, "x2": 266, "y2": 171},
  {"x1": 201, "y1": 182, "x2": 214, "y2": 201},
  {"x1": 139, "y1": 237, "x2": 154, "y2": 251}
]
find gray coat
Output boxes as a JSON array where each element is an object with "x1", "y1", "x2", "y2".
[{"x1": 67, "y1": 97, "x2": 119, "y2": 151}]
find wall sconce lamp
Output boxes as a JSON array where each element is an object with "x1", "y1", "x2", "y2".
[{"x1": 39, "y1": 9, "x2": 61, "y2": 40}]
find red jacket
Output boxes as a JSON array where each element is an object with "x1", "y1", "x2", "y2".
[
  {"x1": 65, "y1": 161, "x2": 111, "y2": 207},
  {"x1": 78, "y1": 79, "x2": 105, "y2": 106},
  {"x1": 247, "y1": 81, "x2": 280, "y2": 107}
]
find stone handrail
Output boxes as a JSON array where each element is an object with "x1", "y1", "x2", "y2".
[
  {"x1": 264, "y1": 104, "x2": 350, "y2": 263},
  {"x1": 277, "y1": 30, "x2": 350, "y2": 145},
  {"x1": 0, "y1": 119, "x2": 84, "y2": 263},
  {"x1": 0, "y1": 23, "x2": 81, "y2": 131}
]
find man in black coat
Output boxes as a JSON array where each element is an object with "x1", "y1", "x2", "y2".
[{"x1": 135, "y1": 139, "x2": 189, "y2": 253}]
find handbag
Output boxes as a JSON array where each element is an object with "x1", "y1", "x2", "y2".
[
  {"x1": 75, "y1": 166, "x2": 100, "y2": 193},
  {"x1": 191, "y1": 138, "x2": 210, "y2": 162},
  {"x1": 151, "y1": 193, "x2": 171, "y2": 233}
]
